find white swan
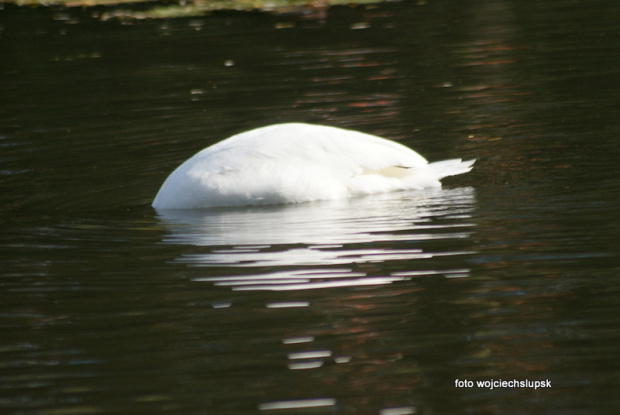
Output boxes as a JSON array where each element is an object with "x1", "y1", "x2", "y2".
[{"x1": 152, "y1": 123, "x2": 475, "y2": 209}]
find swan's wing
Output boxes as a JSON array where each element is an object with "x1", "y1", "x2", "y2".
[
  {"x1": 426, "y1": 158, "x2": 476, "y2": 179},
  {"x1": 238, "y1": 123, "x2": 429, "y2": 173}
]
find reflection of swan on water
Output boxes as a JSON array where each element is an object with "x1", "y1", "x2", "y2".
[
  {"x1": 156, "y1": 187, "x2": 477, "y2": 268},
  {"x1": 152, "y1": 123, "x2": 475, "y2": 209}
]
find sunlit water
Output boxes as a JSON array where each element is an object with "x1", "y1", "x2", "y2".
[{"x1": 2, "y1": 0, "x2": 620, "y2": 414}]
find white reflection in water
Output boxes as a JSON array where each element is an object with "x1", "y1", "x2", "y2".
[
  {"x1": 157, "y1": 187, "x2": 475, "y2": 247},
  {"x1": 258, "y1": 398, "x2": 337, "y2": 411},
  {"x1": 380, "y1": 407, "x2": 417, "y2": 415},
  {"x1": 156, "y1": 188, "x2": 476, "y2": 290}
]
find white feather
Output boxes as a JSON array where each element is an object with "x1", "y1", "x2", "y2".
[{"x1": 152, "y1": 123, "x2": 475, "y2": 209}]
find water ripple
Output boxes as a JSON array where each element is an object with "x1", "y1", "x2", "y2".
[{"x1": 157, "y1": 187, "x2": 476, "y2": 290}]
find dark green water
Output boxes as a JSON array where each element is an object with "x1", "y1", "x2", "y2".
[{"x1": 2, "y1": 0, "x2": 620, "y2": 414}]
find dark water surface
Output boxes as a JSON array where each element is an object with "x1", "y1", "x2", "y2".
[{"x1": 2, "y1": 0, "x2": 620, "y2": 414}]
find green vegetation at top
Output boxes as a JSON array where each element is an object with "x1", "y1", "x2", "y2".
[
  {"x1": 8, "y1": 0, "x2": 398, "y2": 14},
  {"x1": 7, "y1": 0, "x2": 397, "y2": 20}
]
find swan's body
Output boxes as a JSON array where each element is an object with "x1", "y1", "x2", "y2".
[{"x1": 152, "y1": 123, "x2": 474, "y2": 209}]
